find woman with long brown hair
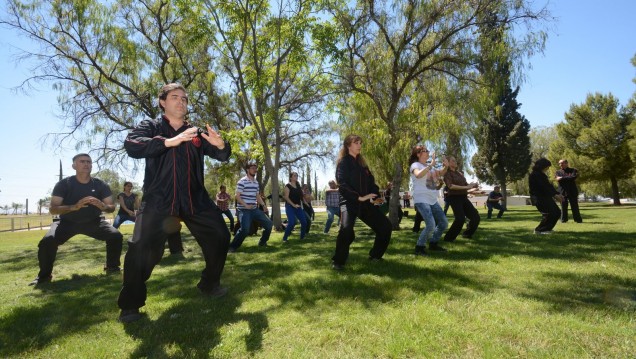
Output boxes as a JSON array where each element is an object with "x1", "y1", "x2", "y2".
[{"x1": 331, "y1": 134, "x2": 392, "y2": 270}]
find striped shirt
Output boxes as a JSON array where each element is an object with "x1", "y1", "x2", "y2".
[{"x1": 236, "y1": 176, "x2": 260, "y2": 209}]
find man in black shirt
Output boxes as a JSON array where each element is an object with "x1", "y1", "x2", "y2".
[
  {"x1": 117, "y1": 83, "x2": 231, "y2": 323},
  {"x1": 555, "y1": 159, "x2": 582, "y2": 223},
  {"x1": 486, "y1": 185, "x2": 505, "y2": 219},
  {"x1": 29, "y1": 154, "x2": 123, "y2": 286}
]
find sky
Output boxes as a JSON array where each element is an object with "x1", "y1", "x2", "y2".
[{"x1": 0, "y1": 0, "x2": 635, "y2": 211}]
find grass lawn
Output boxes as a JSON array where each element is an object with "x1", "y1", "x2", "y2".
[{"x1": 0, "y1": 204, "x2": 634, "y2": 358}]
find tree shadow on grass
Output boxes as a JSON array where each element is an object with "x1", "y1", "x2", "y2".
[
  {"x1": 122, "y1": 294, "x2": 269, "y2": 358},
  {"x1": 431, "y1": 225, "x2": 635, "y2": 263},
  {"x1": 518, "y1": 270, "x2": 636, "y2": 313},
  {"x1": 0, "y1": 274, "x2": 121, "y2": 357}
]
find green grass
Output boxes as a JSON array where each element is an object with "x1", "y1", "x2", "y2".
[{"x1": 0, "y1": 204, "x2": 634, "y2": 358}]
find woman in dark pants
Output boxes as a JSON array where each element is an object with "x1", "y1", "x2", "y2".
[
  {"x1": 332, "y1": 134, "x2": 392, "y2": 271},
  {"x1": 442, "y1": 156, "x2": 481, "y2": 241},
  {"x1": 529, "y1": 158, "x2": 563, "y2": 234}
]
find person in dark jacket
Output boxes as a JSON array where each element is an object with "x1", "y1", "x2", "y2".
[
  {"x1": 331, "y1": 134, "x2": 392, "y2": 271},
  {"x1": 555, "y1": 159, "x2": 582, "y2": 223},
  {"x1": 529, "y1": 158, "x2": 563, "y2": 234},
  {"x1": 117, "y1": 83, "x2": 231, "y2": 323},
  {"x1": 442, "y1": 156, "x2": 480, "y2": 241}
]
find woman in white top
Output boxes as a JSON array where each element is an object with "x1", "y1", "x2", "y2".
[{"x1": 409, "y1": 145, "x2": 449, "y2": 256}]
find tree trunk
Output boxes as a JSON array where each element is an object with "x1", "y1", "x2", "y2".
[
  {"x1": 388, "y1": 161, "x2": 404, "y2": 230},
  {"x1": 501, "y1": 182, "x2": 508, "y2": 210},
  {"x1": 610, "y1": 176, "x2": 621, "y2": 206}
]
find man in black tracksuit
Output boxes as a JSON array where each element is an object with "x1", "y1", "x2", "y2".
[
  {"x1": 555, "y1": 159, "x2": 582, "y2": 223},
  {"x1": 118, "y1": 83, "x2": 231, "y2": 322},
  {"x1": 529, "y1": 158, "x2": 563, "y2": 234}
]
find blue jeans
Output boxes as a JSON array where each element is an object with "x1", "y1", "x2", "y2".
[
  {"x1": 414, "y1": 202, "x2": 448, "y2": 246},
  {"x1": 487, "y1": 202, "x2": 505, "y2": 218},
  {"x1": 324, "y1": 206, "x2": 341, "y2": 232},
  {"x1": 283, "y1": 203, "x2": 308, "y2": 241},
  {"x1": 230, "y1": 208, "x2": 273, "y2": 249},
  {"x1": 113, "y1": 213, "x2": 135, "y2": 229},
  {"x1": 220, "y1": 209, "x2": 235, "y2": 230}
]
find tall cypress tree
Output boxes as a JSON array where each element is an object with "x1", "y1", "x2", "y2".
[
  {"x1": 472, "y1": 80, "x2": 532, "y2": 196},
  {"x1": 472, "y1": 8, "x2": 531, "y2": 205}
]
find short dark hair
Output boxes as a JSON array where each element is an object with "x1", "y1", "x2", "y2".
[
  {"x1": 532, "y1": 158, "x2": 552, "y2": 172},
  {"x1": 245, "y1": 161, "x2": 258, "y2": 171},
  {"x1": 72, "y1": 153, "x2": 91, "y2": 162},
  {"x1": 158, "y1": 83, "x2": 187, "y2": 112},
  {"x1": 123, "y1": 181, "x2": 133, "y2": 187}
]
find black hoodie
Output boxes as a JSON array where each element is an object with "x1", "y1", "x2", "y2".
[{"x1": 124, "y1": 116, "x2": 231, "y2": 216}]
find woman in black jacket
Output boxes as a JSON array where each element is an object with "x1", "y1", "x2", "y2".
[
  {"x1": 529, "y1": 158, "x2": 563, "y2": 234},
  {"x1": 332, "y1": 134, "x2": 392, "y2": 270}
]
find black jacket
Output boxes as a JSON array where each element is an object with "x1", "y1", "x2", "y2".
[
  {"x1": 556, "y1": 167, "x2": 579, "y2": 197},
  {"x1": 336, "y1": 154, "x2": 380, "y2": 210},
  {"x1": 529, "y1": 170, "x2": 558, "y2": 198},
  {"x1": 124, "y1": 116, "x2": 231, "y2": 216}
]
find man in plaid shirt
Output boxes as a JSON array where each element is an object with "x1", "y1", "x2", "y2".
[
  {"x1": 216, "y1": 185, "x2": 234, "y2": 231},
  {"x1": 324, "y1": 180, "x2": 341, "y2": 233}
]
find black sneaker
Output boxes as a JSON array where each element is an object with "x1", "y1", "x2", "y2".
[
  {"x1": 258, "y1": 242, "x2": 268, "y2": 247},
  {"x1": 170, "y1": 252, "x2": 185, "y2": 259},
  {"x1": 428, "y1": 242, "x2": 447, "y2": 252},
  {"x1": 368, "y1": 256, "x2": 384, "y2": 262},
  {"x1": 201, "y1": 286, "x2": 228, "y2": 298},
  {"x1": 227, "y1": 247, "x2": 237, "y2": 253},
  {"x1": 461, "y1": 233, "x2": 472, "y2": 239},
  {"x1": 104, "y1": 266, "x2": 122, "y2": 274},
  {"x1": 28, "y1": 275, "x2": 52, "y2": 286},
  {"x1": 332, "y1": 263, "x2": 345, "y2": 271},
  {"x1": 414, "y1": 245, "x2": 427, "y2": 256},
  {"x1": 119, "y1": 309, "x2": 142, "y2": 323}
]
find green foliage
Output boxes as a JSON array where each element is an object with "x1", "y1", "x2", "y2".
[
  {"x1": 193, "y1": 0, "x2": 338, "y2": 227},
  {"x1": 93, "y1": 168, "x2": 141, "y2": 203},
  {"x1": 472, "y1": 83, "x2": 532, "y2": 186},
  {"x1": 1, "y1": 206, "x2": 635, "y2": 357},
  {"x1": 328, "y1": 0, "x2": 549, "y2": 226},
  {"x1": 508, "y1": 126, "x2": 558, "y2": 195},
  {"x1": 4, "y1": 0, "x2": 220, "y2": 167}
]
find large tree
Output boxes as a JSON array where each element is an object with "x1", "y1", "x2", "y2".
[
  {"x1": 551, "y1": 93, "x2": 635, "y2": 205},
  {"x1": 196, "y1": 0, "x2": 337, "y2": 228},
  {"x1": 472, "y1": 81, "x2": 532, "y2": 203},
  {"x1": 628, "y1": 53, "x2": 636, "y2": 179},
  {"x1": 328, "y1": 0, "x2": 548, "y2": 227},
  {"x1": 2, "y1": 0, "x2": 228, "y2": 166},
  {"x1": 472, "y1": 5, "x2": 531, "y2": 206}
]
